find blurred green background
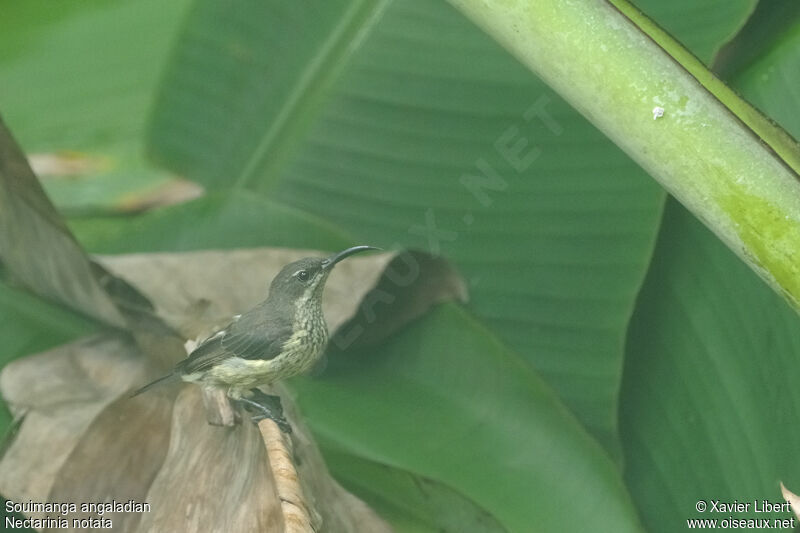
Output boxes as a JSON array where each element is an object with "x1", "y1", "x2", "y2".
[{"x1": 1, "y1": 0, "x2": 800, "y2": 531}]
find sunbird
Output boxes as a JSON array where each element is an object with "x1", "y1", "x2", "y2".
[{"x1": 132, "y1": 245, "x2": 380, "y2": 432}]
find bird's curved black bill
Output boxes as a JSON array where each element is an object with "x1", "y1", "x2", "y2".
[{"x1": 322, "y1": 245, "x2": 381, "y2": 270}]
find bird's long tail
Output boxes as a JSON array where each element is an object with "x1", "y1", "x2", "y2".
[{"x1": 130, "y1": 373, "x2": 178, "y2": 398}]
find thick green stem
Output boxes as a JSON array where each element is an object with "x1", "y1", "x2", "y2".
[{"x1": 447, "y1": 0, "x2": 800, "y2": 310}]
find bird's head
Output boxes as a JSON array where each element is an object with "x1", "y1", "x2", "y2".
[{"x1": 267, "y1": 246, "x2": 380, "y2": 307}]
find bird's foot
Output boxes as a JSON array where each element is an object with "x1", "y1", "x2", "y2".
[
  {"x1": 238, "y1": 392, "x2": 292, "y2": 434},
  {"x1": 248, "y1": 389, "x2": 284, "y2": 414}
]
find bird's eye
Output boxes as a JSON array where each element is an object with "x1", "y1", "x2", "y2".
[{"x1": 296, "y1": 270, "x2": 310, "y2": 282}]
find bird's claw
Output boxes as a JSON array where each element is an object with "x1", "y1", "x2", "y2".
[
  {"x1": 249, "y1": 389, "x2": 284, "y2": 415},
  {"x1": 238, "y1": 392, "x2": 292, "y2": 434}
]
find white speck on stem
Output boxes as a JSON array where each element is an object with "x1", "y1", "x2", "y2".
[{"x1": 652, "y1": 106, "x2": 665, "y2": 120}]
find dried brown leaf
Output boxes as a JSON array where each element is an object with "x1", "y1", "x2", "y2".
[
  {"x1": 0, "y1": 335, "x2": 391, "y2": 532},
  {"x1": 0, "y1": 118, "x2": 126, "y2": 327},
  {"x1": 137, "y1": 387, "x2": 283, "y2": 532},
  {"x1": 0, "y1": 335, "x2": 144, "y2": 509},
  {"x1": 48, "y1": 393, "x2": 174, "y2": 532},
  {"x1": 0, "y1": 246, "x2": 465, "y2": 532},
  {"x1": 780, "y1": 482, "x2": 800, "y2": 522}
]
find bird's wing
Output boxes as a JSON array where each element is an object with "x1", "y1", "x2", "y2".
[
  {"x1": 220, "y1": 319, "x2": 292, "y2": 361},
  {"x1": 178, "y1": 312, "x2": 293, "y2": 375}
]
